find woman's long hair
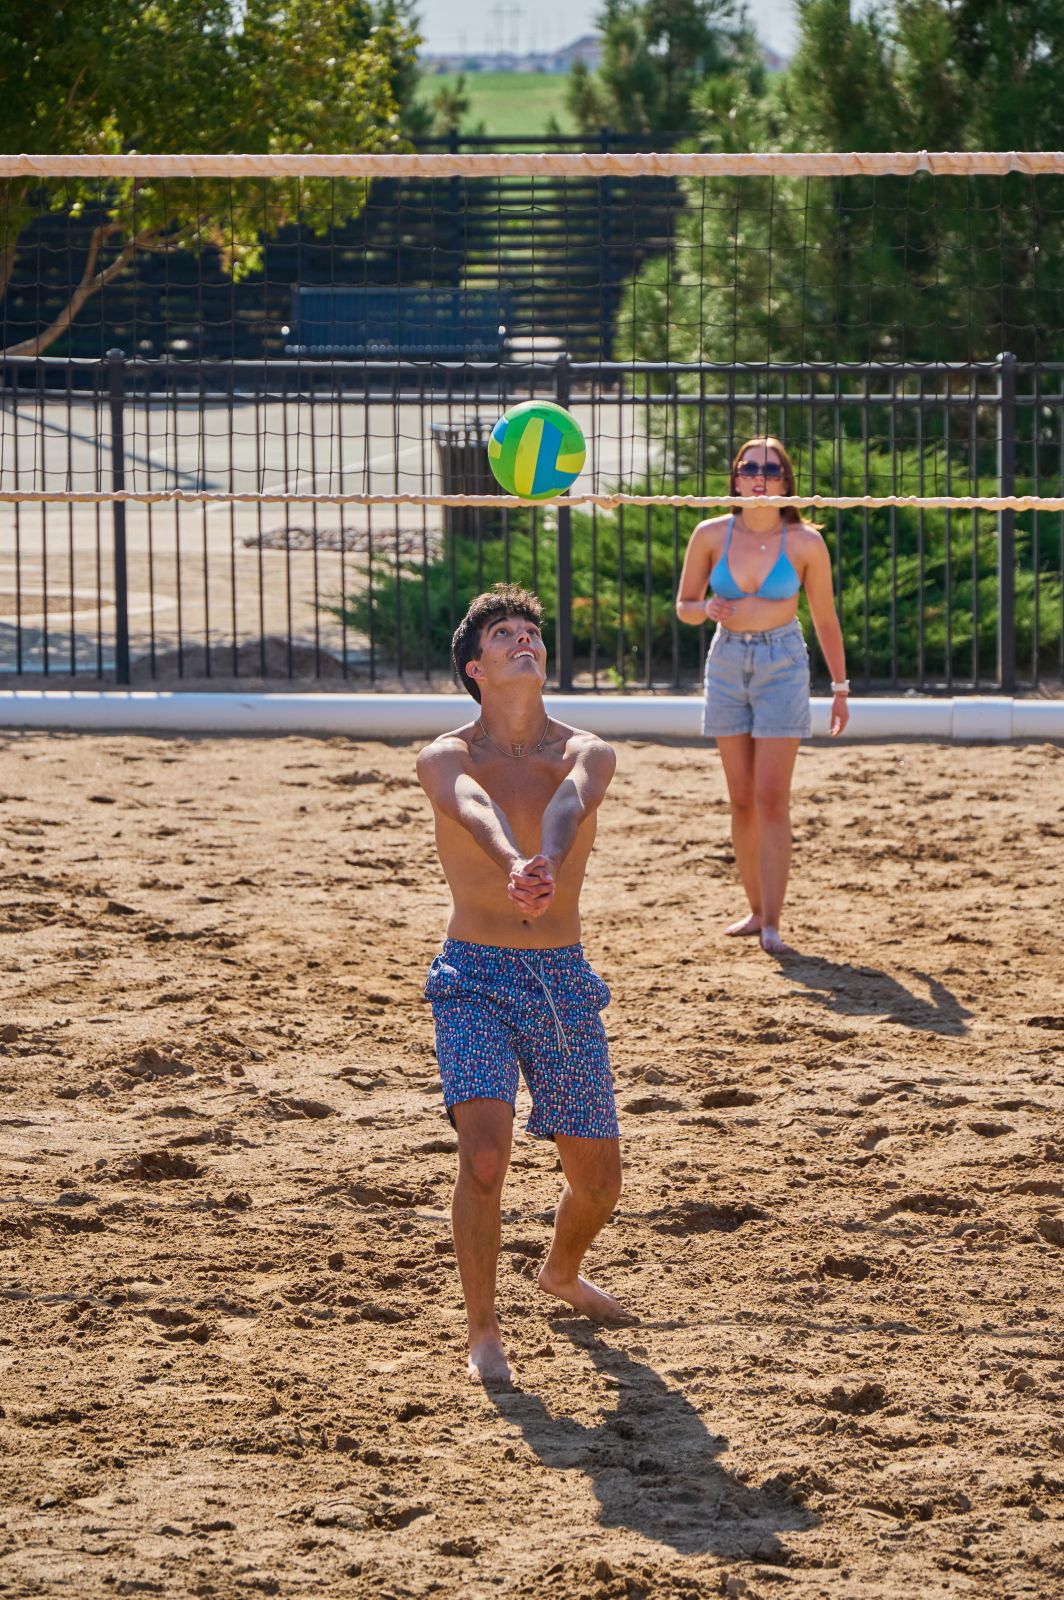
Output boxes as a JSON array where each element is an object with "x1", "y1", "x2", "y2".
[{"x1": 729, "y1": 436, "x2": 812, "y2": 527}]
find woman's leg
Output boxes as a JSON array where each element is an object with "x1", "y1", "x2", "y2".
[
  {"x1": 715, "y1": 734, "x2": 762, "y2": 932},
  {"x1": 752, "y1": 736, "x2": 801, "y2": 950}
]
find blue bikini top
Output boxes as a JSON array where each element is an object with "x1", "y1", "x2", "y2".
[{"x1": 710, "y1": 514, "x2": 801, "y2": 601}]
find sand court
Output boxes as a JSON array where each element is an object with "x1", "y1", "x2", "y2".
[{"x1": 0, "y1": 730, "x2": 1062, "y2": 1598}]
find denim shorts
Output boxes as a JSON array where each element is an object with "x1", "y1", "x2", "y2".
[
  {"x1": 702, "y1": 619, "x2": 812, "y2": 739},
  {"x1": 424, "y1": 940, "x2": 618, "y2": 1140}
]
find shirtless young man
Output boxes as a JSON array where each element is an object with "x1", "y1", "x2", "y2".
[{"x1": 416, "y1": 583, "x2": 626, "y2": 1385}]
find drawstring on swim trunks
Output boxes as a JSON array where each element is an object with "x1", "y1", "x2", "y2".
[{"x1": 517, "y1": 954, "x2": 569, "y2": 1055}]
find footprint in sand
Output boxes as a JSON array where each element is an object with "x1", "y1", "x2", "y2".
[
  {"x1": 144, "y1": 1307, "x2": 213, "y2": 1343},
  {"x1": 700, "y1": 1087, "x2": 759, "y2": 1109},
  {"x1": 103, "y1": 1151, "x2": 205, "y2": 1182},
  {"x1": 653, "y1": 1200, "x2": 767, "y2": 1235},
  {"x1": 820, "y1": 1381, "x2": 887, "y2": 1415},
  {"x1": 816, "y1": 1254, "x2": 874, "y2": 1282},
  {"x1": 875, "y1": 1191, "x2": 977, "y2": 1220}
]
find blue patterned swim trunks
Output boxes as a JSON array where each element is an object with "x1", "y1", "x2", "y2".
[{"x1": 424, "y1": 940, "x2": 618, "y2": 1141}]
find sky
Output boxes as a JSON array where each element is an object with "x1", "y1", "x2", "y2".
[{"x1": 416, "y1": 0, "x2": 801, "y2": 59}]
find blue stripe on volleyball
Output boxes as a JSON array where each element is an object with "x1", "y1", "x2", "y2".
[{"x1": 530, "y1": 420, "x2": 567, "y2": 497}]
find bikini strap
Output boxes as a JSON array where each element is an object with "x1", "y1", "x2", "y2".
[{"x1": 722, "y1": 513, "x2": 735, "y2": 554}]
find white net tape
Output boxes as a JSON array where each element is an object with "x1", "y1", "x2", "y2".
[
  {"x1": 2, "y1": 152, "x2": 1063, "y2": 179},
  {"x1": 0, "y1": 492, "x2": 1059, "y2": 511}
]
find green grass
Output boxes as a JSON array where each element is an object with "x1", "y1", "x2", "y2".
[{"x1": 415, "y1": 71, "x2": 576, "y2": 140}]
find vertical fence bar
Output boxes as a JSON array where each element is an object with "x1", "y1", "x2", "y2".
[
  {"x1": 943, "y1": 388, "x2": 953, "y2": 691},
  {"x1": 11, "y1": 376, "x2": 22, "y2": 672},
  {"x1": 970, "y1": 370, "x2": 980, "y2": 688},
  {"x1": 861, "y1": 371, "x2": 870, "y2": 687},
  {"x1": 198, "y1": 361, "x2": 211, "y2": 678},
  {"x1": 554, "y1": 353, "x2": 574, "y2": 691},
  {"x1": 107, "y1": 350, "x2": 131, "y2": 685},
  {"x1": 916, "y1": 376, "x2": 925, "y2": 687},
  {"x1": 642, "y1": 376, "x2": 652, "y2": 691},
  {"x1": 1059, "y1": 375, "x2": 1064, "y2": 686},
  {"x1": 66, "y1": 363, "x2": 76, "y2": 675},
  {"x1": 996, "y1": 351, "x2": 1016, "y2": 694},
  {"x1": 889, "y1": 372, "x2": 898, "y2": 688},
  {"x1": 1031, "y1": 363, "x2": 1040, "y2": 689}
]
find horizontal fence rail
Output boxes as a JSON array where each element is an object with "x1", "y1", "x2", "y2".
[{"x1": 0, "y1": 356, "x2": 1062, "y2": 696}]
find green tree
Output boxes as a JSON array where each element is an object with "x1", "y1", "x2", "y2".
[
  {"x1": 428, "y1": 74, "x2": 473, "y2": 136},
  {"x1": 623, "y1": 0, "x2": 1064, "y2": 364},
  {"x1": 566, "y1": 0, "x2": 760, "y2": 136},
  {"x1": 0, "y1": 0, "x2": 420, "y2": 355}
]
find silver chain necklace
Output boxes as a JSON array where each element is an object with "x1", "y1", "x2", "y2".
[
  {"x1": 478, "y1": 714, "x2": 551, "y2": 759},
  {"x1": 738, "y1": 514, "x2": 784, "y2": 552}
]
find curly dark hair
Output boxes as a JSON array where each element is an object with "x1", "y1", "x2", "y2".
[{"x1": 451, "y1": 583, "x2": 544, "y2": 704}]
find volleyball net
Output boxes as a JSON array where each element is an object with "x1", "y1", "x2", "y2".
[{"x1": 0, "y1": 151, "x2": 1062, "y2": 692}]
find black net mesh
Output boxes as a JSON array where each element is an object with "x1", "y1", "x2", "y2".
[{"x1": 0, "y1": 156, "x2": 1061, "y2": 692}]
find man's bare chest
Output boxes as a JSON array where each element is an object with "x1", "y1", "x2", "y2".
[{"x1": 475, "y1": 761, "x2": 567, "y2": 823}]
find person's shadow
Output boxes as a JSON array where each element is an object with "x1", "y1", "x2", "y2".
[
  {"x1": 487, "y1": 1327, "x2": 813, "y2": 1561},
  {"x1": 775, "y1": 954, "x2": 972, "y2": 1035}
]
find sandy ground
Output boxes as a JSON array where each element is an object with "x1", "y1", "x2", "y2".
[{"x1": 1, "y1": 730, "x2": 1063, "y2": 1600}]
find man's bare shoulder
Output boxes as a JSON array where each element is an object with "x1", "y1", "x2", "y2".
[
  {"x1": 553, "y1": 723, "x2": 617, "y2": 774},
  {"x1": 415, "y1": 724, "x2": 476, "y2": 789}
]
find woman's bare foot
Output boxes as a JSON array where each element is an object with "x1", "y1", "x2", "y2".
[
  {"x1": 467, "y1": 1336, "x2": 512, "y2": 1385},
  {"x1": 759, "y1": 925, "x2": 794, "y2": 956},
  {"x1": 725, "y1": 913, "x2": 763, "y2": 937},
  {"x1": 537, "y1": 1266, "x2": 634, "y2": 1325}
]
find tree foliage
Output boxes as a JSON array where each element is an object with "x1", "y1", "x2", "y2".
[
  {"x1": 566, "y1": 0, "x2": 761, "y2": 136},
  {"x1": 341, "y1": 443, "x2": 1061, "y2": 685},
  {"x1": 0, "y1": 0, "x2": 421, "y2": 353},
  {"x1": 624, "y1": 0, "x2": 1064, "y2": 364}
]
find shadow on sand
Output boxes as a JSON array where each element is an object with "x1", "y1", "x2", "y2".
[
  {"x1": 488, "y1": 1327, "x2": 813, "y2": 1561},
  {"x1": 775, "y1": 953, "x2": 973, "y2": 1036}
]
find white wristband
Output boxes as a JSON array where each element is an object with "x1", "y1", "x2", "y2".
[{"x1": 831, "y1": 680, "x2": 850, "y2": 694}]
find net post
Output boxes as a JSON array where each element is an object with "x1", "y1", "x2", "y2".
[
  {"x1": 554, "y1": 353, "x2": 574, "y2": 692},
  {"x1": 996, "y1": 351, "x2": 1017, "y2": 693},
  {"x1": 106, "y1": 349, "x2": 131, "y2": 687}
]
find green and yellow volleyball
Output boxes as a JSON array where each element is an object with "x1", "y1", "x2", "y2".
[{"x1": 487, "y1": 400, "x2": 586, "y2": 499}]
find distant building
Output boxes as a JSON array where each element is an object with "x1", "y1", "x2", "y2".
[
  {"x1": 422, "y1": 34, "x2": 786, "y2": 76},
  {"x1": 546, "y1": 35, "x2": 602, "y2": 72}
]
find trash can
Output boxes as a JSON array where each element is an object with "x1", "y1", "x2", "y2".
[{"x1": 431, "y1": 418, "x2": 503, "y2": 541}]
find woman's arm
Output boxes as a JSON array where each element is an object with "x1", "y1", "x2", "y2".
[
  {"x1": 801, "y1": 529, "x2": 850, "y2": 737},
  {"x1": 675, "y1": 519, "x2": 735, "y2": 627}
]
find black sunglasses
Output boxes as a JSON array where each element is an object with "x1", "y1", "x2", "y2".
[{"x1": 736, "y1": 460, "x2": 785, "y2": 478}]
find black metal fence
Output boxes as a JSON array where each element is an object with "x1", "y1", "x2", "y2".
[
  {"x1": 1, "y1": 353, "x2": 1062, "y2": 695},
  {"x1": 3, "y1": 132, "x2": 681, "y2": 368}
]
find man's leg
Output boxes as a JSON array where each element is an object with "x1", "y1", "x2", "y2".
[
  {"x1": 538, "y1": 1135, "x2": 628, "y2": 1324},
  {"x1": 451, "y1": 1097, "x2": 514, "y2": 1382}
]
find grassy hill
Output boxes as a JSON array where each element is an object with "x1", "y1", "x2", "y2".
[{"x1": 415, "y1": 72, "x2": 576, "y2": 140}]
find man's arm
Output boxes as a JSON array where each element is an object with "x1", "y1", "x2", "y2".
[
  {"x1": 416, "y1": 738, "x2": 522, "y2": 874},
  {"x1": 537, "y1": 736, "x2": 617, "y2": 876},
  {"x1": 505, "y1": 738, "x2": 616, "y2": 920}
]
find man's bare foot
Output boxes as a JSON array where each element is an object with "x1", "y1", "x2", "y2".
[
  {"x1": 725, "y1": 913, "x2": 763, "y2": 937},
  {"x1": 537, "y1": 1266, "x2": 634, "y2": 1325},
  {"x1": 759, "y1": 925, "x2": 794, "y2": 956},
  {"x1": 467, "y1": 1336, "x2": 512, "y2": 1385}
]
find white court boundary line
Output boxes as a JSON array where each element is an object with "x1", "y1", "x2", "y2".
[
  {"x1": 0, "y1": 492, "x2": 1059, "y2": 512},
  {"x1": 0, "y1": 691, "x2": 1060, "y2": 742},
  {"x1": 2, "y1": 152, "x2": 1063, "y2": 179}
]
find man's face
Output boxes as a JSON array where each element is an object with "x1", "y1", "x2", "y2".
[{"x1": 466, "y1": 613, "x2": 547, "y2": 697}]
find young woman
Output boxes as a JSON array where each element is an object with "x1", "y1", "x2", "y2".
[{"x1": 676, "y1": 436, "x2": 849, "y2": 955}]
